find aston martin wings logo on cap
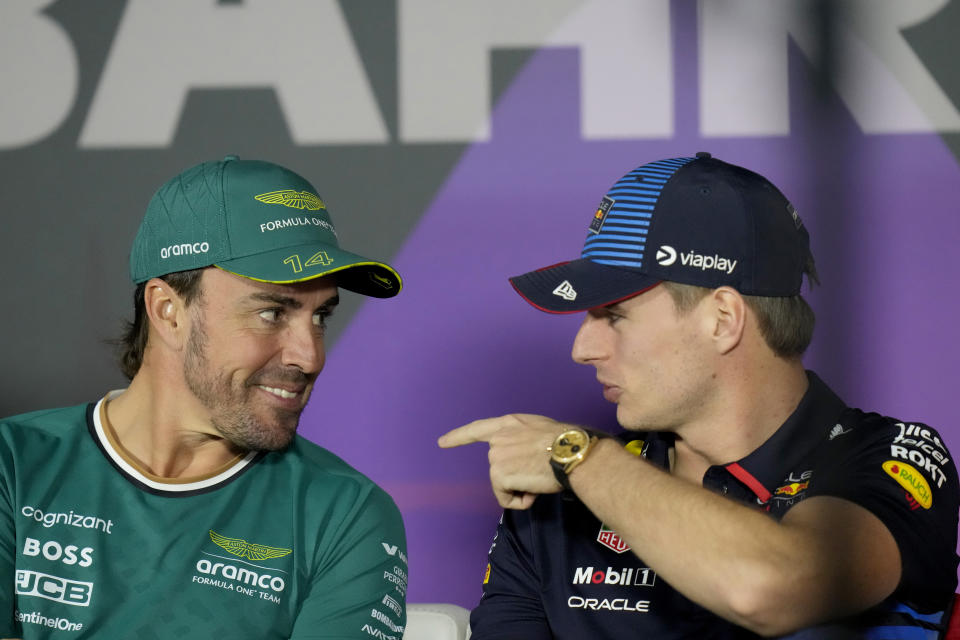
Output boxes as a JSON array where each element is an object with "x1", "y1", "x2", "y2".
[
  {"x1": 209, "y1": 530, "x2": 293, "y2": 561},
  {"x1": 255, "y1": 190, "x2": 326, "y2": 211}
]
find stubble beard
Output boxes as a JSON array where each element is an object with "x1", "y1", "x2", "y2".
[{"x1": 183, "y1": 315, "x2": 302, "y2": 452}]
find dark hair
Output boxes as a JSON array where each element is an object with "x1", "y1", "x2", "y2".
[
  {"x1": 660, "y1": 281, "x2": 816, "y2": 359},
  {"x1": 116, "y1": 269, "x2": 205, "y2": 380}
]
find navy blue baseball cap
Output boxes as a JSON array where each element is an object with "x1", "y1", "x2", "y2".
[{"x1": 509, "y1": 153, "x2": 817, "y2": 313}]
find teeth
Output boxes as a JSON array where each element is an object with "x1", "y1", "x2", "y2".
[{"x1": 259, "y1": 385, "x2": 298, "y2": 399}]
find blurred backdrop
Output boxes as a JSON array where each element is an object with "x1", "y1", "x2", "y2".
[{"x1": 2, "y1": 0, "x2": 959, "y2": 607}]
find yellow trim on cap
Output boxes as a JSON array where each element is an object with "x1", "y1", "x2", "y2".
[{"x1": 214, "y1": 262, "x2": 403, "y2": 290}]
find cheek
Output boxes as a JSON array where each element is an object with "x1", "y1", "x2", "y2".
[{"x1": 217, "y1": 337, "x2": 279, "y2": 375}]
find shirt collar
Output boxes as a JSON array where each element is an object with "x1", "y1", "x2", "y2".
[{"x1": 717, "y1": 371, "x2": 847, "y2": 502}]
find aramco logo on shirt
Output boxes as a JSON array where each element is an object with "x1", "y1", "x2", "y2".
[
  {"x1": 597, "y1": 523, "x2": 630, "y2": 554},
  {"x1": 192, "y1": 530, "x2": 292, "y2": 600},
  {"x1": 255, "y1": 190, "x2": 325, "y2": 211}
]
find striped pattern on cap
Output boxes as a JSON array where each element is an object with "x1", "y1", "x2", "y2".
[{"x1": 581, "y1": 156, "x2": 695, "y2": 268}]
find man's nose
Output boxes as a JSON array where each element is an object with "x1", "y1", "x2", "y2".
[
  {"x1": 281, "y1": 323, "x2": 325, "y2": 375},
  {"x1": 571, "y1": 313, "x2": 606, "y2": 366}
]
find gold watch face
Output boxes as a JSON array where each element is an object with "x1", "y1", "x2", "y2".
[{"x1": 551, "y1": 429, "x2": 590, "y2": 465}]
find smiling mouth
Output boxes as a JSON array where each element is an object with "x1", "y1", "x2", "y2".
[{"x1": 257, "y1": 385, "x2": 301, "y2": 400}]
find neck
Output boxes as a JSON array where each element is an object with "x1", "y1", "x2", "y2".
[
  {"x1": 106, "y1": 367, "x2": 246, "y2": 479},
  {"x1": 672, "y1": 358, "x2": 809, "y2": 479}
]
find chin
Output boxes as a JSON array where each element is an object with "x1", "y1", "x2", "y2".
[
  {"x1": 241, "y1": 430, "x2": 297, "y2": 453},
  {"x1": 257, "y1": 421, "x2": 299, "y2": 451},
  {"x1": 220, "y1": 411, "x2": 300, "y2": 452},
  {"x1": 615, "y1": 409, "x2": 649, "y2": 432}
]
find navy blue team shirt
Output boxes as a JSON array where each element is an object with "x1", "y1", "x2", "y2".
[{"x1": 470, "y1": 373, "x2": 959, "y2": 639}]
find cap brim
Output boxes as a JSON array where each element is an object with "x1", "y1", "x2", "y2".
[
  {"x1": 509, "y1": 259, "x2": 659, "y2": 313},
  {"x1": 215, "y1": 242, "x2": 402, "y2": 298}
]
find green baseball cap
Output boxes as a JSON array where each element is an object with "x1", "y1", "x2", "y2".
[{"x1": 129, "y1": 156, "x2": 401, "y2": 297}]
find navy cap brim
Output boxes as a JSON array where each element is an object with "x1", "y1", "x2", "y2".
[{"x1": 509, "y1": 259, "x2": 660, "y2": 313}]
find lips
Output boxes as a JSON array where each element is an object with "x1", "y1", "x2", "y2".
[
  {"x1": 598, "y1": 379, "x2": 621, "y2": 402},
  {"x1": 248, "y1": 366, "x2": 316, "y2": 411},
  {"x1": 257, "y1": 385, "x2": 300, "y2": 400}
]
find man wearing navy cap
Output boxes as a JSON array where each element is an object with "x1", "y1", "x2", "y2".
[
  {"x1": 440, "y1": 154, "x2": 959, "y2": 638},
  {"x1": 0, "y1": 157, "x2": 407, "y2": 639}
]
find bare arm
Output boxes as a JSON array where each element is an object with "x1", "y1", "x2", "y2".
[
  {"x1": 439, "y1": 415, "x2": 901, "y2": 637},
  {"x1": 571, "y1": 438, "x2": 900, "y2": 635}
]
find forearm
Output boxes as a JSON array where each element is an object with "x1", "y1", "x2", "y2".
[
  {"x1": 438, "y1": 413, "x2": 900, "y2": 634},
  {"x1": 567, "y1": 439, "x2": 894, "y2": 635}
]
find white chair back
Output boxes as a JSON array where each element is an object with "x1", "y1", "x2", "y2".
[{"x1": 402, "y1": 603, "x2": 471, "y2": 640}]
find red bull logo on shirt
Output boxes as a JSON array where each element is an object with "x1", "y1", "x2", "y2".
[{"x1": 775, "y1": 481, "x2": 809, "y2": 496}]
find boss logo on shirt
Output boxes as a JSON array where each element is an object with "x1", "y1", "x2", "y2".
[{"x1": 22, "y1": 537, "x2": 94, "y2": 568}]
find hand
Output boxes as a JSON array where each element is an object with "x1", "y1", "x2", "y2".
[{"x1": 438, "y1": 413, "x2": 572, "y2": 509}]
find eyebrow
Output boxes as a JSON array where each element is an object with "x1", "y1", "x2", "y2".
[
  {"x1": 589, "y1": 303, "x2": 622, "y2": 316},
  {"x1": 246, "y1": 292, "x2": 340, "y2": 312}
]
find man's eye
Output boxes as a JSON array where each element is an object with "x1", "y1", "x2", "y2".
[
  {"x1": 259, "y1": 309, "x2": 281, "y2": 322},
  {"x1": 312, "y1": 311, "x2": 329, "y2": 328}
]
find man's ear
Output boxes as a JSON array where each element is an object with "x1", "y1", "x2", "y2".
[
  {"x1": 143, "y1": 278, "x2": 189, "y2": 351},
  {"x1": 708, "y1": 287, "x2": 747, "y2": 355}
]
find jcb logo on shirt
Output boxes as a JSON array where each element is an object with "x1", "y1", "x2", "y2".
[{"x1": 15, "y1": 570, "x2": 93, "y2": 606}]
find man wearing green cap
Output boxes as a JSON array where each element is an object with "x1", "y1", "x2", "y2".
[{"x1": 0, "y1": 157, "x2": 408, "y2": 639}]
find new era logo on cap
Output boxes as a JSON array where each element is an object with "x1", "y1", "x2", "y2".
[{"x1": 553, "y1": 280, "x2": 577, "y2": 301}]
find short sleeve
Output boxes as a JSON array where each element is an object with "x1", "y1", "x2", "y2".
[
  {"x1": 809, "y1": 412, "x2": 959, "y2": 610},
  {"x1": 469, "y1": 509, "x2": 553, "y2": 640},
  {"x1": 289, "y1": 486, "x2": 407, "y2": 639}
]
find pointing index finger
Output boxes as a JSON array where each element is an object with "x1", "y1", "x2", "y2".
[{"x1": 437, "y1": 417, "x2": 506, "y2": 448}]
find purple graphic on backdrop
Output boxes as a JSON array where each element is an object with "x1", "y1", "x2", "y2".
[{"x1": 301, "y1": 17, "x2": 960, "y2": 608}]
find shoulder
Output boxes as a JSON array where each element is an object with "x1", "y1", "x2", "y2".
[
  {"x1": 809, "y1": 407, "x2": 957, "y2": 513},
  {"x1": 1, "y1": 402, "x2": 89, "y2": 427},
  {"x1": 281, "y1": 435, "x2": 379, "y2": 482},
  {"x1": 825, "y1": 409, "x2": 953, "y2": 470},
  {"x1": 0, "y1": 402, "x2": 91, "y2": 445},
  {"x1": 265, "y1": 436, "x2": 401, "y2": 514}
]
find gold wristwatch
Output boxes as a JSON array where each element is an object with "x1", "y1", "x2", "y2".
[{"x1": 548, "y1": 428, "x2": 600, "y2": 492}]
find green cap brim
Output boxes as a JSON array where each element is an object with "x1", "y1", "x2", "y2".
[{"x1": 215, "y1": 242, "x2": 401, "y2": 298}]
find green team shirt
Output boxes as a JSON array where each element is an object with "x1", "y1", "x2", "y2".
[{"x1": 0, "y1": 395, "x2": 408, "y2": 639}]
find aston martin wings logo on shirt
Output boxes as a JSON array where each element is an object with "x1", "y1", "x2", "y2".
[
  {"x1": 209, "y1": 530, "x2": 292, "y2": 561},
  {"x1": 255, "y1": 190, "x2": 326, "y2": 211}
]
